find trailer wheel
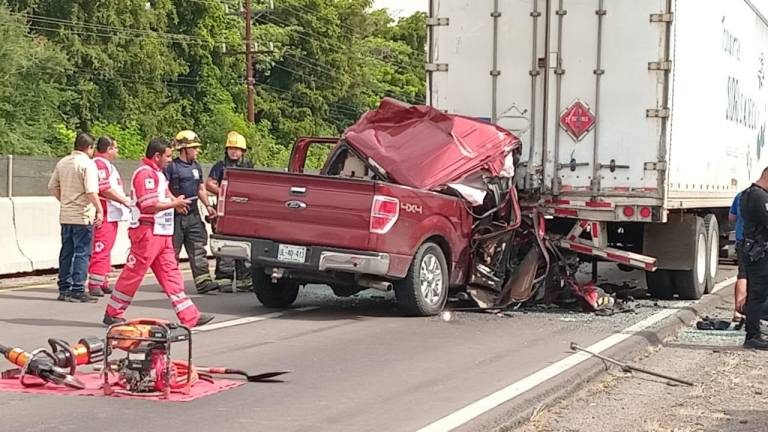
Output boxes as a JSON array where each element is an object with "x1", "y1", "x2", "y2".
[
  {"x1": 252, "y1": 270, "x2": 300, "y2": 308},
  {"x1": 703, "y1": 214, "x2": 719, "y2": 293},
  {"x1": 394, "y1": 242, "x2": 448, "y2": 316},
  {"x1": 645, "y1": 270, "x2": 675, "y2": 300},
  {"x1": 673, "y1": 216, "x2": 708, "y2": 300}
]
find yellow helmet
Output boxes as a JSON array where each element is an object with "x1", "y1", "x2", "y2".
[
  {"x1": 225, "y1": 131, "x2": 247, "y2": 151},
  {"x1": 174, "y1": 130, "x2": 202, "y2": 150}
]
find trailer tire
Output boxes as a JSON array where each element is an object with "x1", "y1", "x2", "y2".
[
  {"x1": 703, "y1": 214, "x2": 719, "y2": 293},
  {"x1": 394, "y1": 242, "x2": 448, "y2": 316},
  {"x1": 252, "y1": 270, "x2": 300, "y2": 308},
  {"x1": 645, "y1": 270, "x2": 675, "y2": 300},
  {"x1": 673, "y1": 216, "x2": 708, "y2": 300}
]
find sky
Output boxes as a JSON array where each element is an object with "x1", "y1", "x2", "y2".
[{"x1": 372, "y1": 0, "x2": 427, "y2": 18}]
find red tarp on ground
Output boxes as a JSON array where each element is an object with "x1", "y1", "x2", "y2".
[
  {"x1": 343, "y1": 98, "x2": 521, "y2": 190},
  {"x1": 0, "y1": 372, "x2": 243, "y2": 402}
]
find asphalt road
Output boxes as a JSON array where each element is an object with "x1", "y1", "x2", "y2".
[{"x1": 0, "y1": 262, "x2": 738, "y2": 432}]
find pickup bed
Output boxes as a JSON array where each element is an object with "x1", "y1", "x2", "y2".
[
  {"x1": 211, "y1": 100, "x2": 521, "y2": 316},
  {"x1": 211, "y1": 141, "x2": 474, "y2": 315}
]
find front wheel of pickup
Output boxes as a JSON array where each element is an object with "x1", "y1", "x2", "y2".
[
  {"x1": 252, "y1": 270, "x2": 300, "y2": 308},
  {"x1": 394, "y1": 242, "x2": 448, "y2": 316}
]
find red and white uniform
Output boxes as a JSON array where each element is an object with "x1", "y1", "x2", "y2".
[
  {"x1": 87, "y1": 155, "x2": 128, "y2": 292},
  {"x1": 105, "y1": 158, "x2": 200, "y2": 326}
]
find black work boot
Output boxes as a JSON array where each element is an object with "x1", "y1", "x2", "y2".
[
  {"x1": 89, "y1": 288, "x2": 105, "y2": 297},
  {"x1": 744, "y1": 336, "x2": 768, "y2": 350},
  {"x1": 103, "y1": 314, "x2": 127, "y2": 326},
  {"x1": 193, "y1": 313, "x2": 215, "y2": 328},
  {"x1": 196, "y1": 280, "x2": 220, "y2": 295},
  {"x1": 67, "y1": 292, "x2": 99, "y2": 303}
]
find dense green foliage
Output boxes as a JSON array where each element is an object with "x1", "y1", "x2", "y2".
[{"x1": 0, "y1": 0, "x2": 426, "y2": 166}]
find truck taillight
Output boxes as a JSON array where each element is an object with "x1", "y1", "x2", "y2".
[
  {"x1": 217, "y1": 180, "x2": 228, "y2": 217},
  {"x1": 370, "y1": 195, "x2": 400, "y2": 234}
]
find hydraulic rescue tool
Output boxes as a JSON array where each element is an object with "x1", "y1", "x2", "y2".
[{"x1": 0, "y1": 337, "x2": 104, "y2": 389}]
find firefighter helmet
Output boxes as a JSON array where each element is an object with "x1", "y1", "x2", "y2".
[
  {"x1": 225, "y1": 131, "x2": 247, "y2": 151},
  {"x1": 174, "y1": 130, "x2": 202, "y2": 150}
]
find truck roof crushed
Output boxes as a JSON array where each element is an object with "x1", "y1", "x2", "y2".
[
  {"x1": 342, "y1": 99, "x2": 623, "y2": 315},
  {"x1": 343, "y1": 98, "x2": 521, "y2": 190}
]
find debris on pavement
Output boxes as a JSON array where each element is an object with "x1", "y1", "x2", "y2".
[{"x1": 570, "y1": 342, "x2": 694, "y2": 386}]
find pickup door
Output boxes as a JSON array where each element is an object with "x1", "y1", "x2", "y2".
[{"x1": 217, "y1": 169, "x2": 375, "y2": 251}]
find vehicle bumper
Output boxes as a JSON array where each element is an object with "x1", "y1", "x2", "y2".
[{"x1": 210, "y1": 235, "x2": 393, "y2": 277}]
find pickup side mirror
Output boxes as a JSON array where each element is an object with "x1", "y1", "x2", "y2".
[{"x1": 288, "y1": 137, "x2": 340, "y2": 173}]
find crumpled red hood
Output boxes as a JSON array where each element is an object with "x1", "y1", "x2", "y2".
[{"x1": 342, "y1": 98, "x2": 521, "y2": 190}]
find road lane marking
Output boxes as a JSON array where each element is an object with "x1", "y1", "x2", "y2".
[
  {"x1": 416, "y1": 276, "x2": 738, "y2": 432},
  {"x1": 193, "y1": 307, "x2": 320, "y2": 333}
]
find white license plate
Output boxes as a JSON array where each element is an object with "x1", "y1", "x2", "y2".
[{"x1": 277, "y1": 244, "x2": 307, "y2": 263}]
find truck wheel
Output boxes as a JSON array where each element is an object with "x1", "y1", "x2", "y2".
[
  {"x1": 645, "y1": 270, "x2": 674, "y2": 300},
  {"x1": 673, "y1": 216, "x2": 707, "y2": 300},
  {"x1": 703, "y1": 214, "x2": 719, "y2": 293},
  {"x1": 394, "y1": 242, "x2": 448, "y2": 316},
  {"x1": 252, "y1": 270, "x2": 300, "y2": 308}
]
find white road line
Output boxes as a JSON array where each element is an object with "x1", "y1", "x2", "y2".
[
  {"x1": 416, "y1": 276, "x2": 738, "y2": 432},
  {"x1": 192, "y1": 307, "x2": 319, "y2": 333}
]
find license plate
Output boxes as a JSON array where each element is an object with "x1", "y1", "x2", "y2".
[{"x1": 277, "y1": 244, "x2": 307, "y2": 263}]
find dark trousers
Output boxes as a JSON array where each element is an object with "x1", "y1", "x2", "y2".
[
  {"x1": 58, "y1": 223, "x2": 93, "y2": 295},
  {"x1": 744, "y1": 252, "x2": 768, "y2": 340},
  {"x1": 172, "y1": 212, "x2": 212, "y2": 288},
  {"x1": 215, "y1": 256, "x2": 251, "y2": 282}
]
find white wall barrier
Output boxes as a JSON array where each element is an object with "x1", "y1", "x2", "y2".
[
  {"x1": 1, "y1": 197, "x2": 213, "y2": 276},
  {"x1": 12, "y1": 197, "x2": 61, "y2": 271},
  {"x1": 0, "y1": 198, "x2": 33, "y2": 274}
]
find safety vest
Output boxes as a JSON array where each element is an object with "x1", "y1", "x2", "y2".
[{"x1": 129, "y1": 165, "x2": 174, "y2": 236}]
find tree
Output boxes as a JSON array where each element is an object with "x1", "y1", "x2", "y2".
[
  {"x1": 0, "y1": 5, "x2": 71, "y2": 156},
  {"x1": 0, "y1": 0, "x2": 427, "y2": 168}
]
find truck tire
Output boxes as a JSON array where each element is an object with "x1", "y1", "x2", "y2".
[
  {"x1": 394, "y1": 242, "x2": 449, "y2": 316},
  {"x1": 703, "y1": 214, "x2": 719, "y2": 293},
  {"x1": 645, "y1": 270, "x2": 675, "y2": 300},
  {"x1": 673, "y1": 216, "x2": 708, "y2": 300},
  {"x1": 252, "y1": 270, "x2": 300, "y2": 308}
]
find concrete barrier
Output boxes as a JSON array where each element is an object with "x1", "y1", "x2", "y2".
[
  {"x1": 1, "y1": 197, "x2": 215, "y2": 276},
  {"x1": 12, "y1": 196, "x2": 62, "y2": 271},
  {"x1": 0, "y1": 198, "x2": 33, "y2": 274}
]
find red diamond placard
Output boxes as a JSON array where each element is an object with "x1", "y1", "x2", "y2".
[{"x1": 560, "y1": 100, "x2": 596, "y2": 142}]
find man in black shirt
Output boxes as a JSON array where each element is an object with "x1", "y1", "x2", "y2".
[
  {"x1": 739, "y1": 167, "x2": 768, "y2": 349},
  {"x1": 206, "y1": 132, "x2": 253, "y2": 292}
]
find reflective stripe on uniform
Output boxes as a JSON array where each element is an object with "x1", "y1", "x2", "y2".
[
  {"x1": 194, "y1": 274, "x2": 212, "y2": 283},
  {"x1": 112, "y1": 290, "x2": 134, "y2": 303},
  {"x1": 107, "y1": 299, "x2": 127, "y2": 311},
  {"x1": 173, "y1": 299, "x2": 195, "y2": 313},
  {"x1": 169, "y1": 293, "x2": 188, "y2": 302}
]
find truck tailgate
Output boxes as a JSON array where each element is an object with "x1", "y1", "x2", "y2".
[{"x1": 217, "y1": 169, "x2": 375, "y2": 250}]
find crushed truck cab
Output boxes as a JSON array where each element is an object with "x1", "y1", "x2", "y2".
[{"x1": 211, "y1": 99, "x2": 522, "y2": 316}]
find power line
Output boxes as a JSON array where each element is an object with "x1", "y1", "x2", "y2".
[{"x1": 12, "y1": 12, "x2": 228, "y2": 45}]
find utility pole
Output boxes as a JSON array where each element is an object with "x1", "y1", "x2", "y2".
[{"x1": 244, "y1": 0, "x2": 255, "y2": 124}]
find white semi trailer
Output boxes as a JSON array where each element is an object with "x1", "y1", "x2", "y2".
[{"x1": 427, "y1": 0, "x2": 768, "y2": 299}]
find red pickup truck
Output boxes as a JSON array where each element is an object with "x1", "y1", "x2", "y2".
[{"x1": 210, "y1": 99, "x2": 521, "y2": 316}]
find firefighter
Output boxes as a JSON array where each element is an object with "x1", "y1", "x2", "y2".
[
  {"x1": 206, "y1": 131, "x2": 253, "y2": 291},
  {"x1": 87, "y1": 136, "x2": 131, "y2": 297},
  {"x1": 103, "y1": 138, "x2": 214, "y2": 327},
  {"x1": 166, "y1": 130, "x2": 219, "y2": 294}
]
